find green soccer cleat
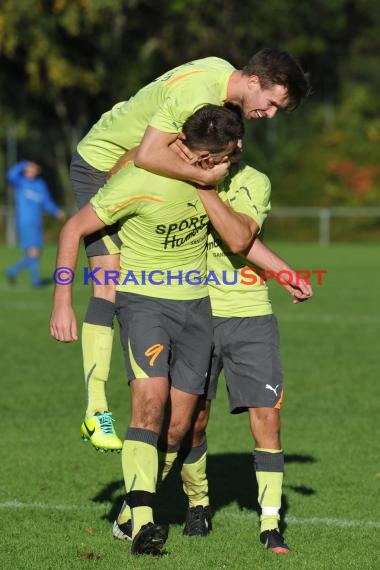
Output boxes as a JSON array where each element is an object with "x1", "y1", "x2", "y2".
[{"x1": 81, "y1": 411, "x2": 122, "y2": 452}]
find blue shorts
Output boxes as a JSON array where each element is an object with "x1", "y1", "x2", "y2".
[{"x1": 18, "y1": 223, "x2": 43, "y2": 250}]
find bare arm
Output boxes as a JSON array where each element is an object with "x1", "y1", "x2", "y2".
[
  {"x1": 197, "y1": 189, "x2": 259, "y2": 253},
  {"x1": 50, "y1": 204, "x2": 106, "y2": 342},
  {"x1": 246, "y1": 239, "x2": 313, "y2": 303},
  {"x1": 134, "y1": 126, "x2": 229, "y2": 186},
  {"x1": 107, "y1": 147, "x2": 138, "y2": 180}
]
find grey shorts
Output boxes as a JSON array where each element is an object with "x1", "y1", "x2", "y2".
[
  {"x1": 115, "y1": 292, "x2": 213, "y2": 395},
  {"x1": 70, "y1": 151, "x2": 122, "y2": 257},
  {"x1": 206, "y1": 314, "x2": 283, "y2": 413}
]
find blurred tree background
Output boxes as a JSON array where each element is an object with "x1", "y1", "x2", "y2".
[{"x1": 0, "y1": 0, "x2": 379, "y2": 239}]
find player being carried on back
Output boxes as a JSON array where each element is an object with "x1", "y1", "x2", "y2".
[
  {"x1": 51, "y1": 105, "x2": 246, "y2": 555},
  {"x1": 69, "y1": 48, "x2": 310, "y2": 452},
  {"x1": 108, "y1": 106, "x2": 312, "y2": 554}
]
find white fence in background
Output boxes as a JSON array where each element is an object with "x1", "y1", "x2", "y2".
[
  {"x1": 269, "y1": 207, "x2": 380, "y2": 245},
  {"x1": 1, "y1": 206, "x2": 380, "y2": 246}
]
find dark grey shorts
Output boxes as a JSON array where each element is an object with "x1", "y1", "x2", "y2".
[
  {"x1": 115, "y1": 292, "x2": 213, "y2": 395},
  {"x1": 70, "y1": 151, "x2": 121, "y2": 257},
  {"x1": 206, "y1": 315, "x2": 283, "y2": 413}
]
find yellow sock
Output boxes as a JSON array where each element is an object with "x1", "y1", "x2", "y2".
[
  {"x1": 254, "y1": 448, "x2": 284, "y2": 533},
  {"x1": 82, "y1": 323, "x2": 113, "y2": 417},
  {"x1": 117, "y1": 500, "x2": 131, "y2": 525},
  {"x1": 118, "y1": 448, "x2": 177, "y2": 525},
  {"x1": 180, "y1": 439, "x2": 209, "y2": 507},
  {"x1": 157, "y1": 449, "x2": 178, "y2": 485},
  {"x1": 122, "y1": 428, "x2": 158, "y2": 538}
]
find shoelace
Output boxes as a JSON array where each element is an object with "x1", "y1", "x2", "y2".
[{"x1": 98, "y1": 412, "x2": 115, "y2": 434}]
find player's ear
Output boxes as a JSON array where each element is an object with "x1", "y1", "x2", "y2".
[
  {"x1": 178, "y1": 132, "x2": 186, "y2": 141},
  {"x1": 248, "y1": 74, "x2": 260, "y2": 89}
]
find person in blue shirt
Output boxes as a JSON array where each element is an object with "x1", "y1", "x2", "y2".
[{"x1": 5, "y1": 160, "x2": 65, "y2": 287}]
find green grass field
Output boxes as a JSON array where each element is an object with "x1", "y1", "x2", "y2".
[{"x1": 1, "y1": 242, "x2": 379, "y2": 569}]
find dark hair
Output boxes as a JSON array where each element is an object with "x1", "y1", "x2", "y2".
[
  {"x1": 242, "y1": 48, "x2": 311, "y2": 111},
  {"x1": 183, "y1": 104, "x2": 244, "y2": 152}
]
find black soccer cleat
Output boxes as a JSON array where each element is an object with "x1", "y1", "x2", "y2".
[
  {"x1": 131, "y1": 522, "x2": 169, "y2": 555},
  {"x1": 260, "y1": 529, "x2": 291, "y2": 554},
  {"x1": 112, "y1": 519, "x2": 132, "y2": 541},
  {"x1": 183, "y1": 505, "x2": 212, "y2": 537}
]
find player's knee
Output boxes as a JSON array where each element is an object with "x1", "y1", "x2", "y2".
[
  {"x1": 190, "y1": 429, "x2": 206, "y2": 448},
  {"x1": 167, "y1": 418, "x2": 192, "y2": 447},
  {"x1": 193, "y1": 409, "x2": 209, "y2": 436},
  {"x1": 132, "y1": 397, "x2": 165, "y2": 432},
  {"x1": 263, "y1": 413, "x2": 280, "y2": 437},
  {"x1": 132, "y1": 415, "x2": 162, "y2": 433},
  {"x1": 266, "y1": 410, "x2": 281, "y2": 433},
  {"x1": 250, "y1": 408, "x2": 281, "y2": 440}
]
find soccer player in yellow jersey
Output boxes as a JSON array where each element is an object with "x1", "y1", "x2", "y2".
[
  {"x1": 110, "y1": 110, "x2": 312, "y2": 553},
  {"x1": 70, "y1": 48, "x2": 310, "y2": 449},
  {"x1": 51, "y1": 105, "x2": 245, "y2": 554},
  {"x1": 175, "y1": 163, "x2": 312, "y2": 554}
]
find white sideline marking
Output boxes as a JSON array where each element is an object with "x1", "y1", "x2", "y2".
[
  {"x1": 1, "y1": 501, "x2": 379, "y2": 528},
  {"x1": 219, "y1": 512, "x2": 380, "y2": 528},
  {"x1": 286, "y1": 515, "x2": 380, "y2": 528}
]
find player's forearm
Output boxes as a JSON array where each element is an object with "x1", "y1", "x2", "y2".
[
  {"x1": 135, "y1": 125, "x2": 229, "y2": 185},
  {"x1": 246, "y1": 239, "x2": 294, "y2": 274},
  {"x1": 50, "y1": 208, "x2": 106, "y2": 342},
  {"x1": 53, "y1": 221, "x2": 82, "y2": 306},
  {"x1": 107, "y1": 147, "x2": 138, "y2": 180},
  {"x1": 135, "y1": 144, "x2": 211, "y2": 185},
  {"x1": 247, "y1": 239, "x2": 313, "y2": 301},
  {"x1": 197, "y1": 189, "x2": 259, "y2": 253}
]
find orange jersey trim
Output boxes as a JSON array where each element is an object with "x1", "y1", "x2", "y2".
[
  {"x1": 110, "y1": 195, "x2": 163, "y2": 213},
  {"x1": 165, "y1": 70, "x2": 203, "y2": 87}
]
